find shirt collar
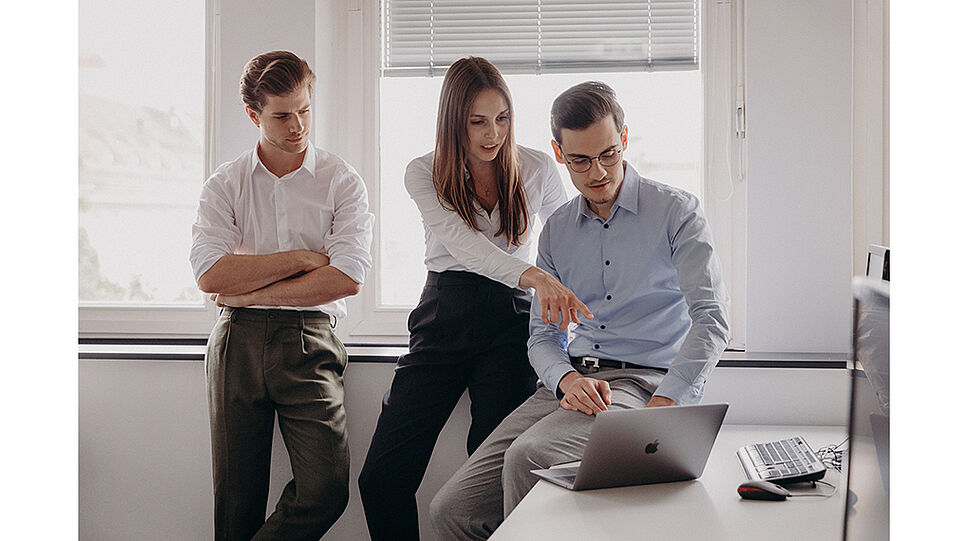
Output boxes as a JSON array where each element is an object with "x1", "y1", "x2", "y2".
[
  {"x1": 576, "y1": 161, "x2": 641, "y2": 222},
  {"x1": 615, "y1": 162, "x2": 641, "y2": 214},
  {"x1": 249, "y1": 141, "x2": 317, "y2": 179}
]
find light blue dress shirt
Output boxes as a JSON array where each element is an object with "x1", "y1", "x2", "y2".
[{"x1": 527, "y1": 163, "x2": 730, "y2": 405}]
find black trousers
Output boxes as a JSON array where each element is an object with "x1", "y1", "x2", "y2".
[
  {"x1": 358, "y1": 271, "x2": 538, "y2": 541},
  {"x1": 206, "y1": 307, "x2": 349, "y2": 541}
]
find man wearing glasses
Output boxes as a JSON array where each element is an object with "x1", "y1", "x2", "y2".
[{"x1": 429, "y1": 81, "x2": 730, "y2": 539}]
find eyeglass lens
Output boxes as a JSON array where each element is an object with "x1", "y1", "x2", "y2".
[{"x1": 571, "y1": 149, "x2": 621, "y2": 172}]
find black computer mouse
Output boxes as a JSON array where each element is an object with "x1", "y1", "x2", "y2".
[{"x1": 737, "y1": 480, "x2": 790, "y2": 501}]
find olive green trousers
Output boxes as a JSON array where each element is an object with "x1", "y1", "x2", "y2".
[{"x1": 206, "y1": 307, "x2": 349, "y2": 541}]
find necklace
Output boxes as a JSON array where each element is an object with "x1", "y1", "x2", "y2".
[
  {"x1": 468, "y1": 164, "x2": 498, "y2": 204},
  {"x1": 476, "y1": 181, "x2": 497, "y2": 202}
]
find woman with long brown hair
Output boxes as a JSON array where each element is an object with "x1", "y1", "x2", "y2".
[{"x1": 358, "y1": 57, "x2": 592, "y2": 540}]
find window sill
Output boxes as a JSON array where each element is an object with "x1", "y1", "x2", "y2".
[{"x1": 78, "y1": 340, "x2": 847, "y2": 368}]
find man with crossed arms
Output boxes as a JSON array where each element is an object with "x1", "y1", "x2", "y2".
[
  {"x1": 430, "y1": 81, "x2": 730, "y2": 539},
  {"x1": 190, "y1": 50, "x2": 372, "y2": 540}
]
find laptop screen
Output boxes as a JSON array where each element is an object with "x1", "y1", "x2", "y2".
[{"x1": 842, "y1": 277, "x2": 890, "y2": 540}]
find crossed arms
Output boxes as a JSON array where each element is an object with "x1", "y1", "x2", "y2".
[
  {"x1": 191, "y1": 156, "x2": 373, "y2": 308},
  {"x1": 198, "y1": 250, "x2": 361, "y2": 308}
]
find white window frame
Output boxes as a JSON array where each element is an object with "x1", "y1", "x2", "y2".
[
  {"x1": 78, "y1": 0, "x2": 221, "y2": 339},
  {"x1": 333, "y1": 0, "x2": 747, "y2": 347},
  {"x1": 319, "y1": 1, "x2": 403, "y2": 344},
  {"x1": 702, "y1": 0, "x2": 747, "y2": 350}
]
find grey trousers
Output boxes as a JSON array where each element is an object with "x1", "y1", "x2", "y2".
[
  {"x1": 206, "y1": 307, "x2": 350, "y2": 541},
  {"x1": 430, "y1": 367, "x2": 666, "y2": 540}
]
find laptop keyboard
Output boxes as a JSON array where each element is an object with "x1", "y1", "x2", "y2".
[{"x1": 737, "y1": 436, "x2": 826, "y2": 484}]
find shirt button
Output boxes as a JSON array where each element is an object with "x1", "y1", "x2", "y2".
[
  {"x1": 594, "y1": 344, "x2": 600, "y2": 349},
  {"x1": 606, "y1": 295, "x2": 612, "y2": 300},
  {"x1": 600, "y1": 325, "x2": 606, "y2": 329},
  {"x1": 605, "y1": 260, "x2": 610, "y2": 266},
  {"x1": 603, "y1": 223, "x2": 610, "y2": 229}
]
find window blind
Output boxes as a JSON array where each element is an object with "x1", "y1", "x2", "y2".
[{"x1": 382, "y1": 0, "x2": 699, "y2": 77}]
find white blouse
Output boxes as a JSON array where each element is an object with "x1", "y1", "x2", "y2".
[{"x1": 404, "y1": 145, "x2": 568, "y2": 288}]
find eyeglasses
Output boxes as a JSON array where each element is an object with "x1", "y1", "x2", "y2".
[{"x1": 561, "y1": 147, "x2": 622, "y2": 173}]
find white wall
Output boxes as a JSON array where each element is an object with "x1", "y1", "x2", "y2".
[
  {"x1": 851, "y1": 0, "x2": 890, "y2": 276},
  {"x1": 215, "y1": 0, "x2": 316, "y2": 164},
  {"x1": 744, "y1": 0, "x2": 854, "y2": 354},
  {"x1": 78, "y1": 358, "x2": 848, "y2": 541},
  {"x1": 78, "y1": 360, "x2": 476, "y2": 541}
]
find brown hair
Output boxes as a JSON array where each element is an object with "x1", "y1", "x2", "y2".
[
  {"x1": 240, "y1": 50, "x2": 316, "y2": 113},
  {"x1": 432, "y1": 57, "x2": 529, "y2": 247},
  {"x1": 550, "y1": 81, "x2": 625, "y2": 144}
]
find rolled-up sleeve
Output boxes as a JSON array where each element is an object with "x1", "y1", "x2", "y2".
[
  {"x1": 404, "y1": 157, "x2": 531, "y2": 288},
  {"x1": 324, "y1": 167, "x2": 374, "y2": 285},
  {"x1": 526, "y1": 225, "x2": 574, "y2": 394},
  {"x1": 190, "y1": 173, "x2": 241, "y2": 284},
  {"x1": 653, "y1": 194, "x2": 730, "y2": 405}
]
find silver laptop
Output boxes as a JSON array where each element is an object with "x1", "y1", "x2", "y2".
[{"x1": 531, "y1": 403, "x2": 729, "y2": 491}]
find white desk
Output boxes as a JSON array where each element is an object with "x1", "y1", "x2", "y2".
[{"x1": 491, "y1": 425, "x2": 847, "y2": 541}]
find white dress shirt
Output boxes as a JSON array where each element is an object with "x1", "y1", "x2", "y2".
[
  {"x1": 404, "y1": 145, "x2": 568, "y2": 288},
  {"x1": 190, "y1": 143, "x2": 373, "y2": 321}
]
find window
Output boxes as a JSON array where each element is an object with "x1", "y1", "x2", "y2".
[
  {"x1": 340, "y1": 0, "x2": 744, "y2": 346},
  {"x1": 76, "y1": 0, "x2": 746, "y2": 346},
  {"x1": 78, "y1": 0, "x2": 213, "y2": 336}
]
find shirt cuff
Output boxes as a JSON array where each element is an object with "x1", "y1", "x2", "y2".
[
  {"x1": 543, "y1": 362, "x2": 576, "y2": 397},
  {"x1": 653, "y1": 371, "x2": 706, "y2": 406}
]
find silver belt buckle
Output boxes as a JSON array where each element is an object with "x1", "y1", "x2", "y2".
[{"x1": 581, "y1": 356, "x2": 601, "y2": 371}]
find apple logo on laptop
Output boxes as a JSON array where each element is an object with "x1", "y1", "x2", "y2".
[{"x1": 644, "y1": 439, "x2": 660, "y2": 454}]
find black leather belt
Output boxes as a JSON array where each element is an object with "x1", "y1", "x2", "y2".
[
  {"x1": 571, "y1": 356, "x2": 628, "y2": 370},
  {"x1": 569, "y1": 356, "x2": 669, "y2": 373}
]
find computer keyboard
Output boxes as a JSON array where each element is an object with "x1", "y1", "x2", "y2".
[{"x1": 737, "y1": 436, "x2": 827, "y2": 485}]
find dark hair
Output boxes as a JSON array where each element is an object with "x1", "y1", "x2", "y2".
[
  {"x1": 550, "y1": 81, "x2": 625, "y2": 143},
  {"x1": 433, "y1": 57, "x2": 530, "y2": 247},
  {"x1": 240, "y1": 51, "x2": 316, "y2": 113}
]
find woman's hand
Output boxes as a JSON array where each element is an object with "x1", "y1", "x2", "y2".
[{"x1": 519, "y1": 267, "x2": 594, "y2": 330}]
